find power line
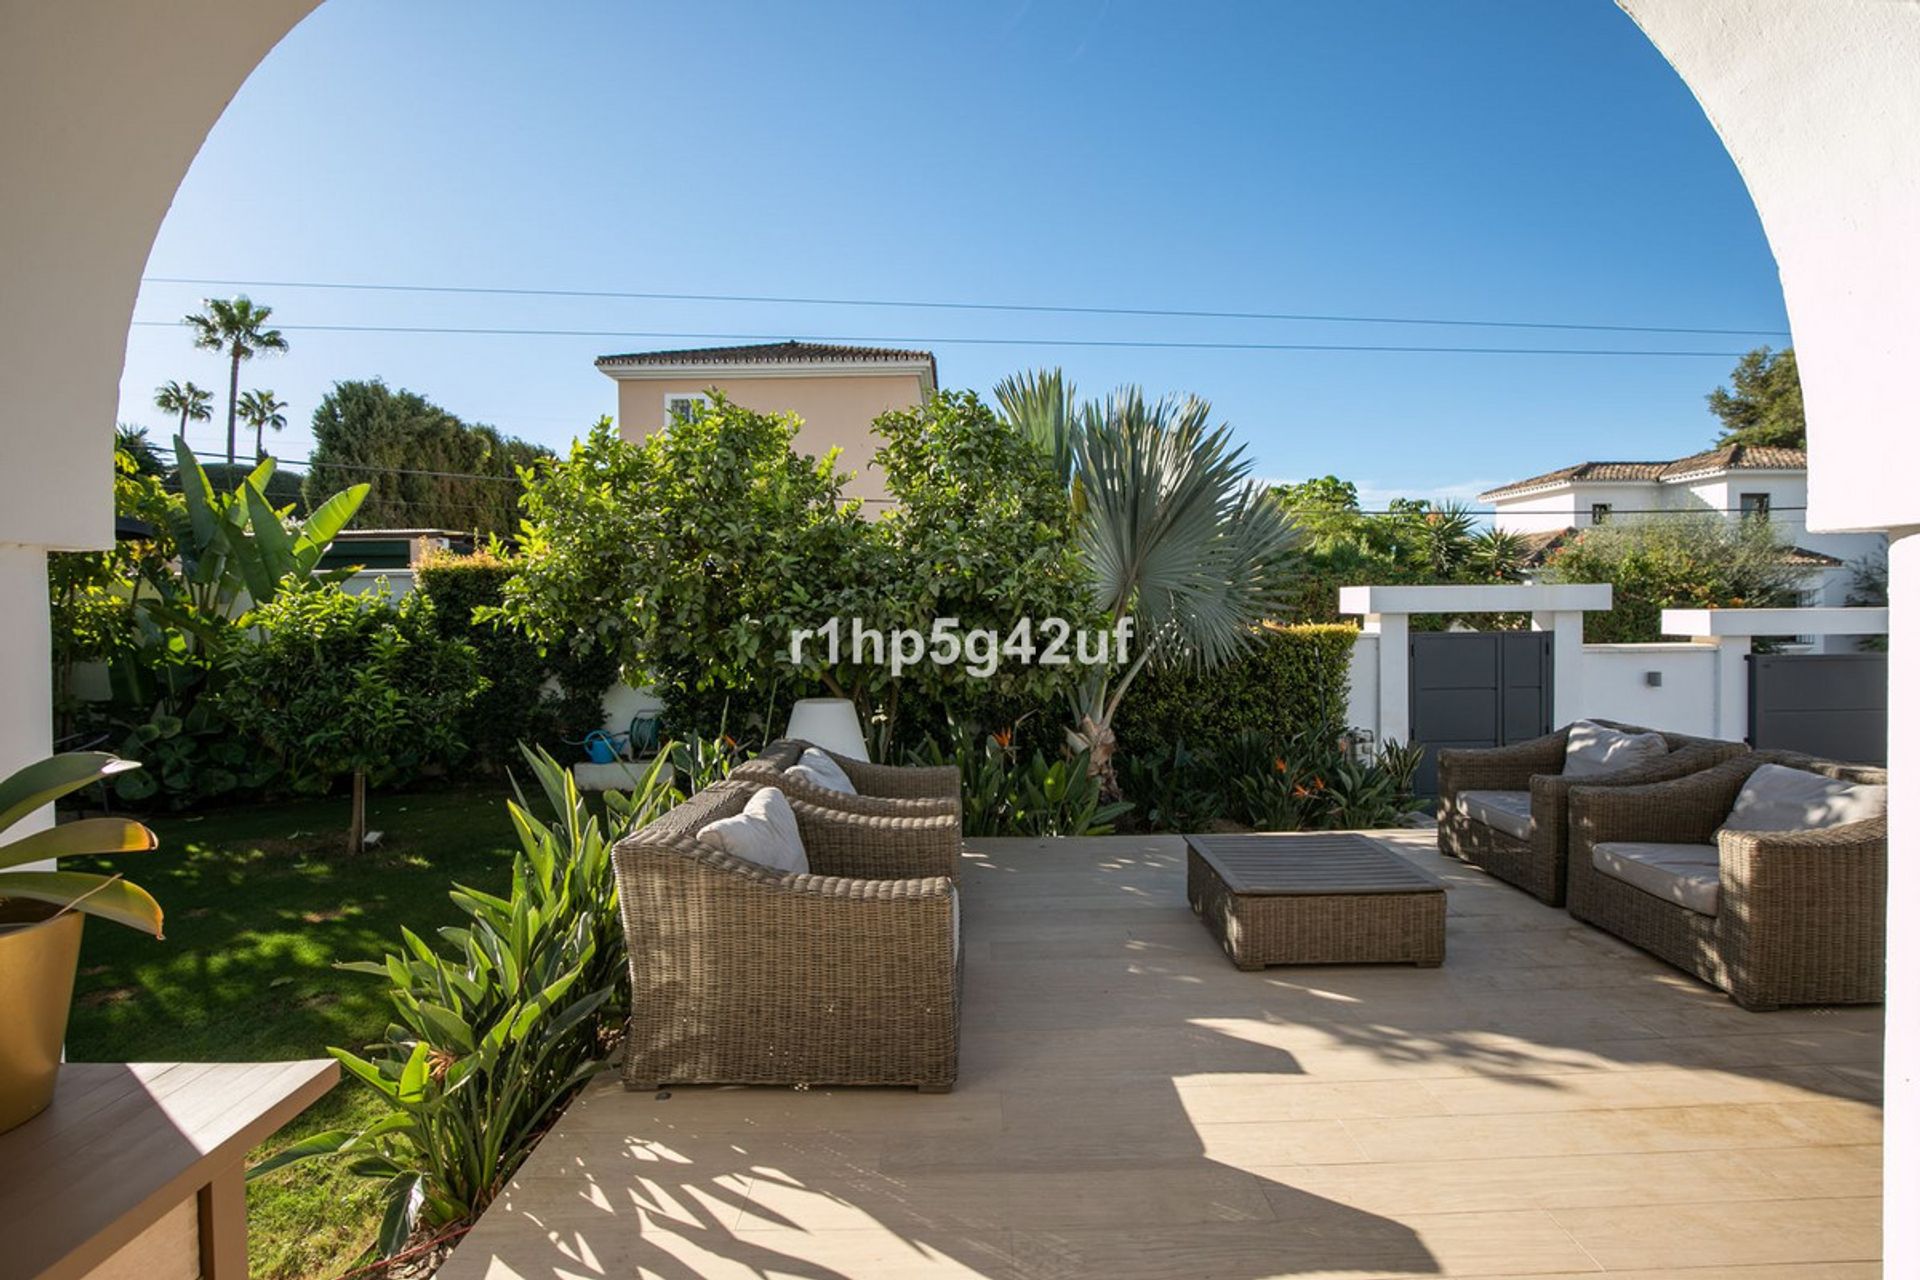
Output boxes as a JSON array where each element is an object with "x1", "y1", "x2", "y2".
[
  {"x1": 141, "y1": 275, "x2": 1793, "y2": 339},
  {"x1": 129, "y1": 320, "x2": 1750, "y2": 359}
]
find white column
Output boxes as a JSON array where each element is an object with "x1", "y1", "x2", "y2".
[
  {"x1": 1886, "y1": 529, "x2": 1919, "y2": 1276},
  {"x1": 1712, "y1": 636, "x2": 1752, "y2": 742},
  {"x1": 1531, "y1": 610, "x2": 1586, "y2": 725},
  {"x1": 0, "y1": 544, "x2": 54, "y2": 850},
  {"x1": 1367, "y1": 612, "x2": 1410, "y2": 745}
]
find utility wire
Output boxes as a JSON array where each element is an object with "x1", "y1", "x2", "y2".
[
  {"x1": 128, "y1": 320, "x2": 1750, "y2": 359},
  {"x1": 141, "y1": 275, "x2": 1793, "y2": 339}
]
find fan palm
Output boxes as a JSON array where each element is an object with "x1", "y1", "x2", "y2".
[
  {"x1": 237, "y1": 389, "x2": 289, "y2": 461},
  {"x1": 153, "y1": 379, "x2": 212, "y2": 436},
  {"x1": 185, "y1": 296, "x2": 288, "y2": 469},
  {"x1": 1068, "y1": 387, "x2": 1299, "y2": 785}
]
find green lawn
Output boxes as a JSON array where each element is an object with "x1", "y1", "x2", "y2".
[{"x1": 65, "y1": 784, "x2": 521, "y2": 1280}]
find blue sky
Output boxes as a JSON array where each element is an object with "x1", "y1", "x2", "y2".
[{"x1": 119, "y1": 0, "x2": 1789, "y2": 508}]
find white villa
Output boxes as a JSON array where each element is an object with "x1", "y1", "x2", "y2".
[{"x1": 1481, "y1": 443, "x2": 1886, "y2": 650}]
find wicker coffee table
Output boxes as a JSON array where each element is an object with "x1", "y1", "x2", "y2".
[{"x1": 1186, "y1": 833, "x2": 1448, "y2": 969}]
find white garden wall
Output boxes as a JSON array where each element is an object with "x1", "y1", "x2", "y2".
[{"x1": 1577, "y1": 644, "x2": 1719, "y2": 737}]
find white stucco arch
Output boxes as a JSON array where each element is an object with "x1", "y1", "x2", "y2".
[{"x1": 1, "y1": 0, "x2": 1914, "y2": 1264}]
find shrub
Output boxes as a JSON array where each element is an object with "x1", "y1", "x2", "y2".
[
  {"x1": 252, "y1": 747, "x2": 687, "y2": 1258},
  {"x1": 1541, "y1": 514, "x2": 1805, "y2": 643},
  {"x1": 1119, "y1": 727, "x2": 1421, "y2": 833},
  {"x1": 1112, "y1": 623, "x2": 1358, "y2": 752},
  {"x1": 911, "y1": 728, "x2": 1129, "y2": 837},
  {"x1": 415, "y1": 550, "x2": 573, "y2": 769},
  {"x1": 220, "y1": 585, "x2": 482, "y2": 850}
]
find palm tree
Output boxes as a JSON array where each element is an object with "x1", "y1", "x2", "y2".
[
  {"x1": 1067, "y1": 386, "x2": 1299, "y2": 786},
  {"x1": 237, "y1": 389, "x2": 289, "y2": 460},
  {"x1": 153, "y1": 379, "x2": 212, "y2": 436},
  {"x1": 1467, "y1": 526, "x2": 1530, "y2": 582},
  {"x1": 114, "y1": 423, "x2": 167, "y2": 477},
  {"x1": 993, "y1": 367, "x2": 1079, "y2": 488},
  {"x1": 185, "y1": 296, "x2": 288, "y2": 468}
]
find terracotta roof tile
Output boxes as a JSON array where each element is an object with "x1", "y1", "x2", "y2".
[
  {"x1": 1480, "y1": 443, "x2": 1808, "y2": 500},
  {"x1": 595, "y1": 340, "x2": 935, "y2": 369}
]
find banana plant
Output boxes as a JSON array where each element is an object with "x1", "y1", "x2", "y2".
[
  {"x1": 0, "y1": 753, "x2": 162, "y2": 936},
  {"x1": 169, "y1": 436, "x2": 369, "y2": 621}
]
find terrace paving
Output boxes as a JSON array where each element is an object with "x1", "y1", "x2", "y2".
[{"x1": 438, "y1": 830, "x2": 1883, "y2": 1279}]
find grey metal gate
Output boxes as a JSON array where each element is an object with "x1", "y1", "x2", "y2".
[
  {"x1": 1408, "y1": 631, "x2": 1554, "y2": 795},
  {"x1": 1747, "y1": 653, "x2": 1888, "y2": 764}
]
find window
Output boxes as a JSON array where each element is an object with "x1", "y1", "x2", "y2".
[
  {"x1": 663, "y1": 392, "x2": 711, "y2": 426},
  {"x1": 1589, "y1": 502, "x2": 1611, "y2": 524},
  {"x1": 1740, "y1": 491, "x2": 1772, "y2": 521}
]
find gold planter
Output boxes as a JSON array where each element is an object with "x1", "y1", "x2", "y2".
[{"x1": 0, "y1": 906, "x2": 83, "y2": 1134}]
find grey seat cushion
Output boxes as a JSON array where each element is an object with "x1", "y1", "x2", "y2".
[
  {"x1": 1592, "y1": 841, "x2": 1721, "y2": 916},
  {"x1": 1722, "y1": 763, "x2": 1888, "y2": 834},
  {"x1": 1458, "y1": 790, "x2": 1535, "y2": 841},
  {"x1": 1563, "y1": 720, "x2": 1671, "y2": 779}
]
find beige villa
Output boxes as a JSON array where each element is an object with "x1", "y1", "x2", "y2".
[{"x1": 595, "y1": 340, "x2": 938, "y2": 505}]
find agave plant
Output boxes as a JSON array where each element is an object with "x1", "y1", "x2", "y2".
[{"x1": 0, "y1": 754, "x2": 161, "y2": 935}]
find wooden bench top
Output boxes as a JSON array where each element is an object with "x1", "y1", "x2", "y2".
[
  {"x1": 0, "y1": 1060, "x2": 337, "y2": 1280},
  {"x1": 1186, "y1": 833, "x2": 1449, "y2": 896}
]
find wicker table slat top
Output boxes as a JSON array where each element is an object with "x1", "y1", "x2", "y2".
[{"x1": 1185, "y1": 833, "x2": 1448, "y2": 895}]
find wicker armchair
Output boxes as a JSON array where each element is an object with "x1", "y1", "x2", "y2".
[
  {"x1": 1437, "y1": 720, "x2": 1747, "y2": 906},
  {"x1": 611, "y1": 781, "x2": 962, "y2": 1092},
  {"x1": 732, "y1": 738, "x2": 962, "y2": 817},
  {"x1": 1566, "y1": 752, "x2": 1888, "y2": 1010}
]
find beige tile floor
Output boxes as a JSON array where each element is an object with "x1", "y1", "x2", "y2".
[{"x1": 438, "y1": 832, "x2": 1883, "y2": 1280}]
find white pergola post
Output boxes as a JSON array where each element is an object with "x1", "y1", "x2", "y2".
[
  {"x1": 1363, "y1": 612, "x2": 1410, "y2": 745},
  {"x1": 1529, "y1": 609, "x2": 1588, "y2": 725}
]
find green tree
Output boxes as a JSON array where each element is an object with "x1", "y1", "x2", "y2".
[
  {"x1": 305, "y1": 379, "x2": 549, "y2": 535},
  {"x1": 1708, "y1": 346, "x2": 1805, "y2": 448},
  {"x1": 115, "y1": 424, "x2": 167, "y2": 478},
  {"x1": 153, "y1": 379, "x2": 212, "y2": 436},
  {"x1": 866, "y1": 390, "x2": 1093, "y2": 751},
  {"x1": 186, "y1": 296, "x2": 289, "y2": 469},
  {"x1": 237, "y1": 388, "x2": 288, "y2": 461},
  {"x1": 496, "y1": 403, "x2": 875, "y2": 741},
  {"x1": 222, "y1": 586, "x2": 481, "y2": 851},
  {"x1": 1541, "y1": 514, "x2": 1806, "y2": 643}
]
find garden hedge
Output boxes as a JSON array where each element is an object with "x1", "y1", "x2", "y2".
[
  {"x1": 415, "y1": 552, "x2": 615, "y2": 769},
  {"x1": 1113, "y1": 623, "x2": 1359, "y2": 750}
]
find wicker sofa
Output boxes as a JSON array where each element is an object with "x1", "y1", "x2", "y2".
[
  {"x1": 611, "y1": 779, "x2": 962, "y2": 1092},
  {"x1": 731, "y1": 738, "x2": 962, "y2": 817},
  {"x1": 1437, "y1": 720, "x2": 1748, "y2": 906},
  {"x1": 1566, "y1": 751, "x2": 1888, "y2": 1010}
]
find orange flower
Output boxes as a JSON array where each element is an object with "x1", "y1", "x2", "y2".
[
  {"x1": 721, "y1": 734, "x2": 738, "y2": 750},
  {"x1": 1273, "y1": 757, "x2": 1288, "y2": 774},
  {"x1": 1292, "y1": 784, "x2": 1310, "y2": 799},
  {"x1": 1312, "y1": 776, "x2": 1326, "y2": 791},
  {"x1": 992, "y1": 726, "x2": 1014, "y2": 749}
]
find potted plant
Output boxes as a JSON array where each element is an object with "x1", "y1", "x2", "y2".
[{"x1": 0, "y1": 753, "x2": 161, "y2": 1133}]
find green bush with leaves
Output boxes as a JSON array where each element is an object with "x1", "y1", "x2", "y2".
[
  {"x1": 252, "y1": 746, "x2": 684, "y2": 1258},
  {"x1": 55, "y1": 439, "x2": 371, "y2": 807},
  {"x1": 220, "y1": 586, "x2": 482, "y2": 850},
  {"x1": 1112, "y1": 623, "x2": 1358, "y2": 754},
  {"x1": 414, "y1": 550, "x2": 599, "y2": 769},
  {"x1": 1541, "y1": 514, "x2": 1806, "y2": 644},
  {"x1": 1119, "y1": 727, "x2": 1421, "y2": 833},
  {"x1": 496, "y1": 407, "x2": 873, "y2": 744},
  {"x1": 912, "y1": 729, "x2": 1129, "y2": 837}
]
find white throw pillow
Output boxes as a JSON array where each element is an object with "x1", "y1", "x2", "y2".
[
  {"x1": 1722, "y1": 763, "x2": 1889, "y2": 834},
  {"x1": 1563, "y1": 721, "x2": 1670, "y2": 779},
  {"x1": 786, "y1": 747, "x2": 856, "y2": 795},
  {"x1": 696, "y1": 787, "x2": 810, "y2": 874}
]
